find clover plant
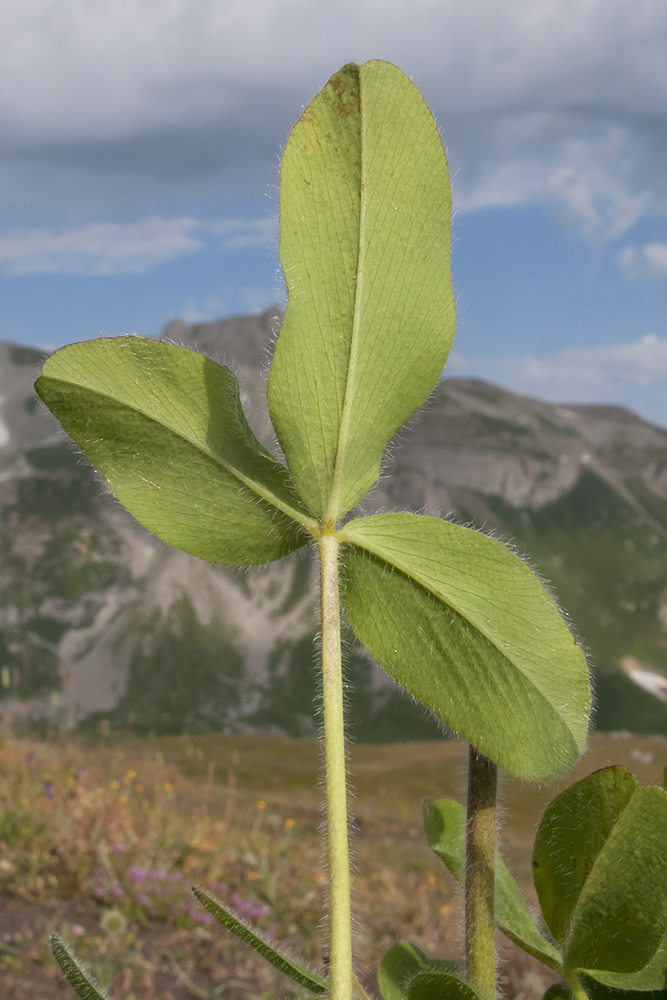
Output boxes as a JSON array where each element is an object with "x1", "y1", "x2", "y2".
[{"x1": 35, "y1": 60, "x2": 667, "y2": 1000}]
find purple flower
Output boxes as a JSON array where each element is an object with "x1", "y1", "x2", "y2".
[
  {"x1": 137, "y1": 893, "x2": 149, "y2": 905},
  {"x1": 76, "y1": 767, "x2": 86, "y2": 780},
  {"x1": 41, "y1": 781, "x2": 54, "y2": 799},
  {"x1": 229, "y1": 893, "x2": 269, "y2": 921}
]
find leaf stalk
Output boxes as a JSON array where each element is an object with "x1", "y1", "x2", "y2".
[
  {"x1": 318, "y1": 532, "x2": 354, "y2": 1000},
  {"x1": 466, "y1": 745, "x2": 498, "y2": 997}
]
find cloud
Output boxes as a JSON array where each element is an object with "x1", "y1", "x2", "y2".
[
  {"x1": 456, "y1": 333, "x2": 667, "y2": 426},
  {"x1": 452, "y1": 116, "x2": 655, "y2": 242},
  {"x1": 0, "y1": 215, "x2": 276, "y2": 275},
  {"x1": 209, "y1": 216, "x2": 278, "y2": 250},
  {"x1": 617, "y1": 242, "x2": 667, "y2": 279},
  {"x1": 3, "y1": 1, "x2": 666, "y2": 140},
  {"x1": 0, "y1": 217, "x2": 203, "y2": 275},
  {"x1": 1, "y1": 1, "x2": 666, "y2": 240}
]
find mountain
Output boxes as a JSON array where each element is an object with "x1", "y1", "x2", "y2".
[{"x1": 1, "y1": 310, "x2": 666, "y2": 739}]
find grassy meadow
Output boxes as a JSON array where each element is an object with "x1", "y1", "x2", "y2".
[{"x1": 0, "y1": 730, "x2": 665, "y2": 999}]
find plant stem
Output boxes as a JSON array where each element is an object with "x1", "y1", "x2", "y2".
[
  {"x1": 566, "y1": 974, "x2": 590, "y2": 1000},
  {"x1": 465, "y1": 745, "x2": 498, "y2": 997},
  {"x1": 318, "y1": 532, "x2": 353, "y2": 1000}
]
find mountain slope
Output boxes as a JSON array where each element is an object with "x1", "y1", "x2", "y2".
[{"x1": 1, "y1": 311, "x2": 666, "y2": 738}]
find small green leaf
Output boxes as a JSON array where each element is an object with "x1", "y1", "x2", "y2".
[
  {"x1": 378, "y1": 941, "x2": 459, "y2": 1000},
  {"x1": 36, "y1": 338, "x2": 314, "y2": 565},
  {"x1": 51, "y1": 935, "x2": 109, "y2": 1000},
  {"x1": 423, "y1": 798, "x2": 562, "y2": 971},
  {"x1": 567, "y1": 784, "x2": 667, "y2": 974},
  {"x1": 193, "y1": 888, "x2": 327, "y2": 994},
  {"x1": 423, "y1": 799, "x2": 466, "y2": 882},
  {"x1": 533, "y1": 767, "x2": 638, "y2": 945},
  {"x1": 269, "y1": 60, "x2": 455, "y2": 521},
  {"x1": 378, "y1": 941, "x2": 428, "y2": 1000},
  {"x1": 583, "y1": 970, "x2": 667, "y2": 999},
  {"x1": 408, "y1": 970, "x2": 486, "y2": 1000},
  {"x1": 587, "y1": 932, "x2": 667, "y2": 991},
  {"x1": 534, "y1": 768, "x2": 667, "y2": 975},
  {"x1": 340, "y1": 513, "x2": 590, "y2": 780}
]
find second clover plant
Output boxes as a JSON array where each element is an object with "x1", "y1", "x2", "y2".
[{"x1": 35, "y1": 61, "x2": 666, "y2": 1000}]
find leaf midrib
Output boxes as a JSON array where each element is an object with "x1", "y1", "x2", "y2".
[
  {"x1": 40, "y1": 374, "x2": 319, "y2": 535},
  {"x1": 325, "y1": 68, "x2": 366, "y2": 525},
  {"x1": 340, "y1": 523, "x2": 580, "y2": 745}
]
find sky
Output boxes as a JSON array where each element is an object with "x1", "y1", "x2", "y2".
[{"x1": 1, "y1": 1, "x2": 666, "y2": 425}]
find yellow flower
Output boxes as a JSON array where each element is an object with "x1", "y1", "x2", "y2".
[
  {"x1": 134, "y1": 784, "x2": 143, "y2": 793},
  {"x1": 164, "y1": 782, "x2": 174, "y2": 792},
  {"x1": 109, "y1": 780, "x2": 119, "y2": 790},
  {"x1": 285, "y1": 818, "x2": 295, "y2": 828},
  {"x1": 256, "y1": 800, "x2": 266, "y2": 809}
]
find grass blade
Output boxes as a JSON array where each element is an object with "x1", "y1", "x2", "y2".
[
  {"x1": 51, "y1": 935, "x2": 110, "y2": 1000},
  {"x1": 193, "y1": 887, "x2": 328, "y2": 994}
]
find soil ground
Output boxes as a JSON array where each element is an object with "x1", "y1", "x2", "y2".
[{"x1": 1, "y1": 730, "x2": 665, "y2": 999}]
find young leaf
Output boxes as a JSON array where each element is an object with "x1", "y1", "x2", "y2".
[
  {"x1": 408, "y1": 970, "x2": 487, "y2": 1000},
  {"x1": 340, "y1": 513, "x2": 590, "y2": 780},
  {"x1": 533, "y1": 767, "x2": 637, "y2": 945},
  {"x1": 584, "y1": 952, "x2": 667, "y2": 997},
  {"x1": 423, "y1": 799, "x2": 562, "y2": 971},
  {"x1": 585, "y1": 936, "x2": 667, "y2": 994},
  {"x1": 534, "y1": 768, "x2": 667, "y2": 975},
  {"x1": 51, "y1": 935, "x2": 110, "y2": 1000},
  {"x1": 378, "y1": 941, "x2": 428, "y2": 1000},
  {"x1": 193, "y1": 888, "x2": 328, "y2": 994},
  {"x1": 36, "y1": 337, "x2": 315, "y2": 565},
  {"x1": 269, "y1": 60, "x2": 455, "y2": 522}
]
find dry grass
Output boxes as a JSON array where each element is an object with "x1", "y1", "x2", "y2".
[{"x1": 0, "y1": 730, "x2": 665, "y2": 999}]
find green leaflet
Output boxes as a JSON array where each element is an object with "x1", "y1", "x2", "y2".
[
  {"x1": 379, "y1": 941, "x2": 429, "y2": 1000},
  {"x1": 533, "y1": 768, "x2": 637, "y2": 945},
  {"x1": 340, "y1": 513, "x2": 590, "y2": 780},
  {"x1": 51, "y1": 936, "x2": 109, "y2": 1000},
  {"x1": 36, "y1": 337, "x2": 314, "y2": 566},
  {"x1": 533, "y1": 768, "x2": 667, "y2": 976},
  {"x1": 269, "y1": 60, "x2": 455, "y2": 522},
  {"x1": 423, "y1": 799, "x2": 562, "y2": 971},
  {"x1": 378, "y1": 942, "x2": 459, "y2": 1000},
  {"x1": 408, "y1": 971, "x2": 486, "y2": 1000},
  {"x1": 193, "y1": 888, "x2": 328, "y2": 994},
  {"x1": 585, "y1": 938, "x2": 667, "y2": 995}
]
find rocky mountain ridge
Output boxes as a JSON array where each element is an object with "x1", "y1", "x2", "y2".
[{"x1": 1, "y1": 309, "x2": 666, "y2": 738}]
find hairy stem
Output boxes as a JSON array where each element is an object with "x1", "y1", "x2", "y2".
[
  {"x1": 466, "y1": 745, "x2": 498, "y2": 997},
  {"x1": 318, "y1": 533, "x2": 353, "y2": 1000},
  {"x1": 566, "y1": 974, "x2": 590, "y2": 1000}
]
